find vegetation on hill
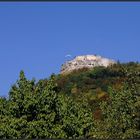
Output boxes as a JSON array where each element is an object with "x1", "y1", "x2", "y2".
[{"x1": 0, "y1": 62, "x2": 140, "y2": 139}]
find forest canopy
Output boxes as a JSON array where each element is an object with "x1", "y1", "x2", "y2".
[{"x1": 0, "y1": 62, "x2": 140, "y2": 139}]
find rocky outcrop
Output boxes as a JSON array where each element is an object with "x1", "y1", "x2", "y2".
[{"x1": 60, "y1": 55, "x2": 116, "y2": 74}]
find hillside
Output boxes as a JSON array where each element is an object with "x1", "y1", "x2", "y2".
[
  {"x1": 57, "y1": 62, "x2": 140, "y2": 115},
  {"x1": 0, "y1": 61, "x2": 140, "y2": 139}
]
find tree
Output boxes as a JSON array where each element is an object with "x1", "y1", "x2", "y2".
[
  {"x1": 0, "y1": 71, "x2": 94, "y2": 139},
  {"x1": 92, "y1": 86, "x2": 140, "y2": 139},
  {"x1": 9, "y1": 70, "x2": 36, "y2": 119}
]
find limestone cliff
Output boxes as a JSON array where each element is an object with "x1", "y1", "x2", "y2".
[{"x1": 60, "y1": 55, "x2": 116, "y2": 74}]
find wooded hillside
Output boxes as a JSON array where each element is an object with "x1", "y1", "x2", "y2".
[{"x1": 0, "y1": 62, "x2": 140, "y2": 139}]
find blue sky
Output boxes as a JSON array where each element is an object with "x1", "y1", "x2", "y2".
[{"x1": 0, "y1": 2, "x2": 140, "y2": 97}]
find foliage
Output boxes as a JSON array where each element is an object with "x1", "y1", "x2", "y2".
[
  {"x1": 92, "y1": 86, "x2": 140, "y2": 139},
  {"x1": 0, "y1": 62, "x2": 140, "y2": 139},
  {"x1": 0, "y1": 71, "x2": 93, "y2": 139}
]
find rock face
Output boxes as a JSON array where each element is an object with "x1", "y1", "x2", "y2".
[{"x1": 60, "y1": 55, "x2": 116, "y2": 74}]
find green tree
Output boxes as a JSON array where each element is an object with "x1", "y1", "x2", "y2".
[
  {"x1": 92, "y1": 86, "x2": 140, "y2": 139},
  {"x1": 0, "y1": 71, "x2": 94, "y2": 139}
]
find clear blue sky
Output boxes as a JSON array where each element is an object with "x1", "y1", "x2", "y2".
[{"x1": 0, "y1": 2, "x2": 140, "y2": 97}]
